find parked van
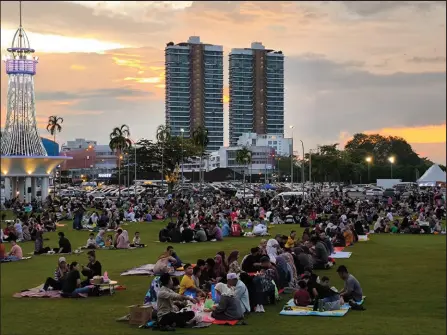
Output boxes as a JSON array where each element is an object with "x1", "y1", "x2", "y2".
[{"x1": 275, "y1": 191, "x2": 309, "y2": 202}]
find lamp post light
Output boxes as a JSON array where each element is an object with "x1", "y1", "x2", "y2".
[
  {"x1": 388, "y1": 156, "x2": 395, "y2": 178},
  {"x1": 365, "y1": 157, "x2": 372, "y2": 182},
  {"x1": 300, "y1": 140, "x2": 305, "y2": 192},
  {"x1": 290, "y1": 125, "x2": 294, "y2": 189},
  {"x1": 180, "y1": 128, "x2": 185, "y2": 191}
]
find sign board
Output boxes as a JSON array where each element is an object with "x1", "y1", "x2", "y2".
[{"x1": 98, "y1": 173, "x2": 112, "y2": 178}]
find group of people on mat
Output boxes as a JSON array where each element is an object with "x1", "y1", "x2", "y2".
[
  {"x1": 40, "y1": 250, "x2": 103, "y2": 297},
  {"x1": 144, "y1": 237, "x2": 364, "y2": 331},
  {"x1": 85, "y1": 228, "x2": 144, "y2": 249}
]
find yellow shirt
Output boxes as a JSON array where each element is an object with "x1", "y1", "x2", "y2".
[
  {"x1": 285, "y1": 236, "x2": 295, "y2": 249},
  {"x1": 179, "y1": 274, "x2": 195, "y2": 295}
]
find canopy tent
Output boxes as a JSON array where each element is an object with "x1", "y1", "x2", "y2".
[{"x1": 417, "y1": 164, "x2": 446, "y2": 187}]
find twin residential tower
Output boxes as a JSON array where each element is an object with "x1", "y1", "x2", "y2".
[{"x1": 165, "y1": 36, "x2": 284, "y2": 151}]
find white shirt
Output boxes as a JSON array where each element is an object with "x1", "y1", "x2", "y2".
[{"x1": 266, "y1": 239, "x2": 279, "y2": 263}]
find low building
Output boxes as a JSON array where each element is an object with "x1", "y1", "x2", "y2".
[
  {"x1": 237, "y1": 133, "x2": 292, "y2": 156},
  {"x1": 180, "y1": 152, "x2": 220, "y2": 173},
  {"x1": 218, "y1": 145, "x2": 276, "y2": 175}
]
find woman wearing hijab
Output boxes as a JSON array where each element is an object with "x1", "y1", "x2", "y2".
[
  {"x1": 278, "y1": 252, "x2": 299, "y2": 288},
  {"x1": 115, "y1": 229, "x2": 130, "y2": 249},
  {"x1": 211, "y1": 280, "x2": 244, "y2": 321},
  {"x1": 213, "y1": 254, "x2": 227, "y2": 282}
]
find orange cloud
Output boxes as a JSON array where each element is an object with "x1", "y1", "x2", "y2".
[
  {"x1": 338, "y1": 124, "x2": 446, "y2": 163},
  {"x1": 70, "y1": 64, "x2": 86, "y2": 71},
  {"x1": 365, "y1": 123, "x2": 446, "y2": 144}
]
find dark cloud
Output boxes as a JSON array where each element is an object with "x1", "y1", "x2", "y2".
[
  {"x1": 408, "y1": 56, "x2": 447, "y2": 64},
  {"x1": 36, "y1": 87, "x2": 152, "y2": 101},
  {"x1": 341, "y1": 1, "x2": 442, "y2": 17},
  {"x1": 285, "y1": 54, "x2": 446, "y2": 142}
]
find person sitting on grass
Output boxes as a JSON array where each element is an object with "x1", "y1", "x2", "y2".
[
  {"x1": 81, "y1": 250, "x2": 102, "y2": 286},
  {"x1": 56, "y1": 232, "x2": 72, "y2": 254},
  {"x1": 157, "y1": 273, "x2": 198, "y2": 331},
  {"x1": 207, "y1": 222, "x2": 223, "y2": 241},
  {"x1": 285, "y1": 231, "x2": 297, "y2": 250},
  {"x1": 227, "y1": 272, "x2": 250, "y2": 314},
  {"x1": 95, "y1": 230, "x2": 106, "y2": 248},
  {"x1": 336, "y1": 265, "x2": 363, "y2": 304},
  {"x1": 241, "y1": 247, "x2": 262, "y2": 273},
  {"x1": 42, "y1": 257, "x2": 69, "y2": 291},
  {"x1": 6, "y1": 240, "x2": 23, "y2": 261},
  {"x1": 211, "y1": 281, "x2": 244, "y2": 321},
  {"x1": 310, "y1": 236, "x2": 331, "y2": 269},
  {"x1": 313, "y1": 276, "x2": 341, "y2": 311},
  {"x1": 154, "y1": 248, "x2": 179, "y2": 275},
  {"x1": 167, "y1": 246, "x2": 183, "y2": 268},
  {"x1": 228, "y1": 250, "x2": 242, "y2": 274},
  {"x1": 115, "y1": 229, "x2": 130, "y2": 249},
  {"x1": 130, "y1": 231, "x2": 145, "y2": 247},
  {"x1": 179, "y1": 263, "x2": 205, "y2": 297},
  {"x1": 294, "y1": 280, "x2": 311, "y2": 306},
  {"x1": 85, "y1": 233, "x2": 97, "y2": 249},
  {"x1": 62, "y1": 262, "x2": 92, "y2": 298}
]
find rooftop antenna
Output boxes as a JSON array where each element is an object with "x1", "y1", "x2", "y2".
[
  {"x1": 18, "y1": 1, "x2": 23, "y2": 48},
  {"x1": 19, "y1": 0, "x2": 22, "y2": 28}
]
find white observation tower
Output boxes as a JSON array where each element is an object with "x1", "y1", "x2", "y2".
[{"x1": 1, "y1": 1, "x2": 70, "y2": 203}]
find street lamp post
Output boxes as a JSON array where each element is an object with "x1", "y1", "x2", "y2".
[
  {"x1": 388, "y1": 156, "x2": 395, "y2": 178},
  {"x1": 365, "y1": 157, "x2": 372, "y2": 182},
  {"x1": 300, "y1": 140, "x2": 305, "y2": 192},
  {"x1": 290, "y1": 125, "x2": 294, "y2": 189},
  {"x1": 309, "y1": 149, "x2": 312, "y2": 184},
  {"x1": 180, "y1": 129, "x2": 185, "y2": 191}
]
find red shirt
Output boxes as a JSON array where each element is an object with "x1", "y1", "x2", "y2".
[
  {"x1": 294, "y1": 289, "x2": 311, "y2": 307},
  {"x1": 0, "y1": 243, "x2": 5, "y2": 259},
  {"x1": 231, "y1": 223, "x2": 242, "y2": 237}
]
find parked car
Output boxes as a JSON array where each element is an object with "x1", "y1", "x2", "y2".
[
  {"x1": 365, "y1": 188, "x2": 384, "y2": 197},
  {"x1": 383, "y1": 188, "x2": 396, "y2": 198}
]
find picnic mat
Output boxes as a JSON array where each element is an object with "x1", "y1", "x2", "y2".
[
  {"x1": 56, "y1": 223, "x2": 66, "y2": 227},
  {"x1": 120, "y1": 264, "x2": 184, "y2": 277},
  {"x1": 28, "y1": 251, "x2": 83, "y2": 256},
  {"x1": 1, "y1": 256, "x2": 32, "y2": 263},
  {"x1": 358, "y1": 235, "x2": 369, "y2": 242},
  {"x1": 330, "y1": 251, "x2": 352, "y2": 259},
  {"x1": 279, "y1": 297, "x2": 366, "y2": 317},
  {"x1": 14, "y1": 282, "x2": 120, "y2": 298}
]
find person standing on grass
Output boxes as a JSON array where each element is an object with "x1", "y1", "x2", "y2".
[
  {"x1": 336, "y1": 265, "x2": 363, "y2": 303},
  {"x1": 157, "y1": 273, "x2": 198, "y2": 331}
]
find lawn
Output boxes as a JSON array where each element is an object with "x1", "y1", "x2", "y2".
[{"x1": 1, "y1": 214, "x2": 445, "y2": 335}]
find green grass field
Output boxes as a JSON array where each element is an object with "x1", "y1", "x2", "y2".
[{"x1": 1, "y1": 214, "x2": 445, "y2": 335}]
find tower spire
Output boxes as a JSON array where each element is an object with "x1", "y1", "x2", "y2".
[{"x1": 19, "y1": 0, "x2": 22, "y2": 28}]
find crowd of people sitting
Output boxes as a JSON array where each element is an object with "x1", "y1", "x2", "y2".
[{"x1": 145, "y1": 231, "x2": 364, "y2": 331}]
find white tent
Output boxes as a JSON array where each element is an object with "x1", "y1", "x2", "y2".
[{"x1": 417, "y1": 164, "x2": 446, "y2": 186}]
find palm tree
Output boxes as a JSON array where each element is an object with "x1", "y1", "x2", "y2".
[
  {"x1": 109, "y1": 125, "x2": 132, "y2": 199},
  {"x1": 156, "y1": 125, "x2": 171, "y2": 188},
  {"x1": 46, "y1": 116, "x2": 63, "y2": 195},
  {"x1": 236, "y1": 147, "x2": 252, "y2": 197},
  {"x1": 192, "y1": 126, "x2": 209, "y2": 191}
]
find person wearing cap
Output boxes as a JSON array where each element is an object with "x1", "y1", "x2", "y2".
[
  {"x1": 211, "y1": 281, "x2": 244, "y2": 321},
  {"x1": 42, "y1": 257, "x2": 69, "y2": 291},
  {"x1": 336, "y1": 265, "x2": 363, "y2": 303},
  {"x1": 227, "y1": 273, "x2": 250, "y2": 314}
]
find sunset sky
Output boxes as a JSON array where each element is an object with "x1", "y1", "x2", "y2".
[{"x1": 1, "y1": 1, "x2": 445, "y2": 163}]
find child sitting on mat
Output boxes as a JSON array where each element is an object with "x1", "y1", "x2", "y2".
[
  {"x1": 105, "y1": 235, "x2": 113, "y2": 247},
  {"x1": 294, "y1": 280, "x2": 311, "y2": 307}
]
